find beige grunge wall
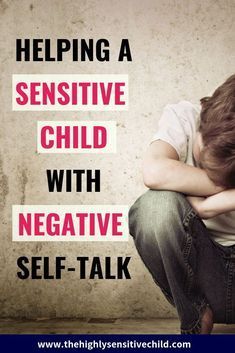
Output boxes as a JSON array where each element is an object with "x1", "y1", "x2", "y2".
[{"x1": 0, "y1": 0, "x2": 234, "y2": 319}]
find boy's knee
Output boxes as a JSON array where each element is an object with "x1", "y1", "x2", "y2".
[{"x1": 128, "y1": 190, "x2": 191, "y2": 240}]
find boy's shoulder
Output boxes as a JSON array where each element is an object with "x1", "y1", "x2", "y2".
[
  {"x1": 164, "y1": 100, "x2": 201, "y2": 127},
  {"x1": 165, "y1": 100, "x2": 201, "y2": 115}
]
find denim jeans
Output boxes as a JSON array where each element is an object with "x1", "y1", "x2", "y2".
[{"x1": 128, "y1": 190, "x2": 235, "y2": 334}]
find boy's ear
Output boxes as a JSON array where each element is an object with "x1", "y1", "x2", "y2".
[
  {"x1": 198, "y1": 133, "x2": 204, "y2": 152},
  {"x1": 193, "y1": 132, "x2": 203, "y2": 166}
]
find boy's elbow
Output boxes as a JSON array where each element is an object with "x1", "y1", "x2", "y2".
[
  {"x1": 142, "y1": 164, "x2": 163, "y2": 189},
  {"x1": 143, "y1": 174, "x2": 155, "y2": 189}
]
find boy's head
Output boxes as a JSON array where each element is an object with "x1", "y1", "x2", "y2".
[{"x1": 198, "y1": 74, "x2": 235, "y2": 188}]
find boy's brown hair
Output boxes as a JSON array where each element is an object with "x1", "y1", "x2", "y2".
[{"x1": 199, "y1": 74, "x2": 235, "y2": 188}]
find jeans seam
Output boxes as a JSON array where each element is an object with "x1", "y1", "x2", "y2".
[
  {"x1": 225, "y1": 261, "x2": 234, "y2": 323},
  {"x1": 181, "y1": 212, "x2": 209, "y2": 333},
  {"x1": 182, "y1": 232, "x2": 194, "y2": 296},
  {"x1": 182, "y1": 210, "x2": 196, "y2": 296},
  {"x1": 182, "y1": 208, "x2": 197, "y2": 229},
  {"x1": 181, "y1": 300, "x2": 208, "y2": 334}
]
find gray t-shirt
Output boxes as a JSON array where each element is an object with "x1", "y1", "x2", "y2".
[{"x1": 152, "y1": 100, "x2": 235, "y2": 246}]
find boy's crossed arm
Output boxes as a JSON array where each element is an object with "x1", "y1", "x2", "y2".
[
  {"x1": 143, "y1": 140, "x2": 223, "y2": 197},
  {"x1": 187, "y1": 191, "x2": 235, "y2": 219},
  {"x1": 142, "y1": 140, "x2": 234, "y2": 219}
]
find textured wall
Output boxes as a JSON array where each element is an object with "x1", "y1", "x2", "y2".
[{"x1": 0, "y1": 0, "x2": 234, "y2": 319}]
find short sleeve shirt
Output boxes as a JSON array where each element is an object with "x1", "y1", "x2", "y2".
[{"x1": 151, "y1": 100, "x2": 201, "y2": 165}]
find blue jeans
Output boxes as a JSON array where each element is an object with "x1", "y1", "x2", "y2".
[{"x1": 128, "y1": 190, "x2": 235, "y2": 334}]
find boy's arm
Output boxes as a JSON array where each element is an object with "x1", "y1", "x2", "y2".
[
  {"x1": 187, "y1": 190, "x2": 235, "y2": 219},
  {"x1": 143, "y1": 140, "x2": 223, "y2": 196}
]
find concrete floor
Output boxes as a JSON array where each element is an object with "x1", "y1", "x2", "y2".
[{"x1": 0, "y1": 318, "x2": 234, "y2": 334}]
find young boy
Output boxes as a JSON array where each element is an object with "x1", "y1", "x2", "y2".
[{"x1": 128, "y1": 74, "x2": 235, "y2": 334}]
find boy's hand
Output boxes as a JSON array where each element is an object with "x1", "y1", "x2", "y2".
[
  {"x1": 186, "y1": 195, "x2": 217, "y2": 219},
  {"x1": 187, "y1": 190, "x2": 235, "y2": 219},
  {"x1": 186, "y1": 196, "x2": 206, "y2": 218}
]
